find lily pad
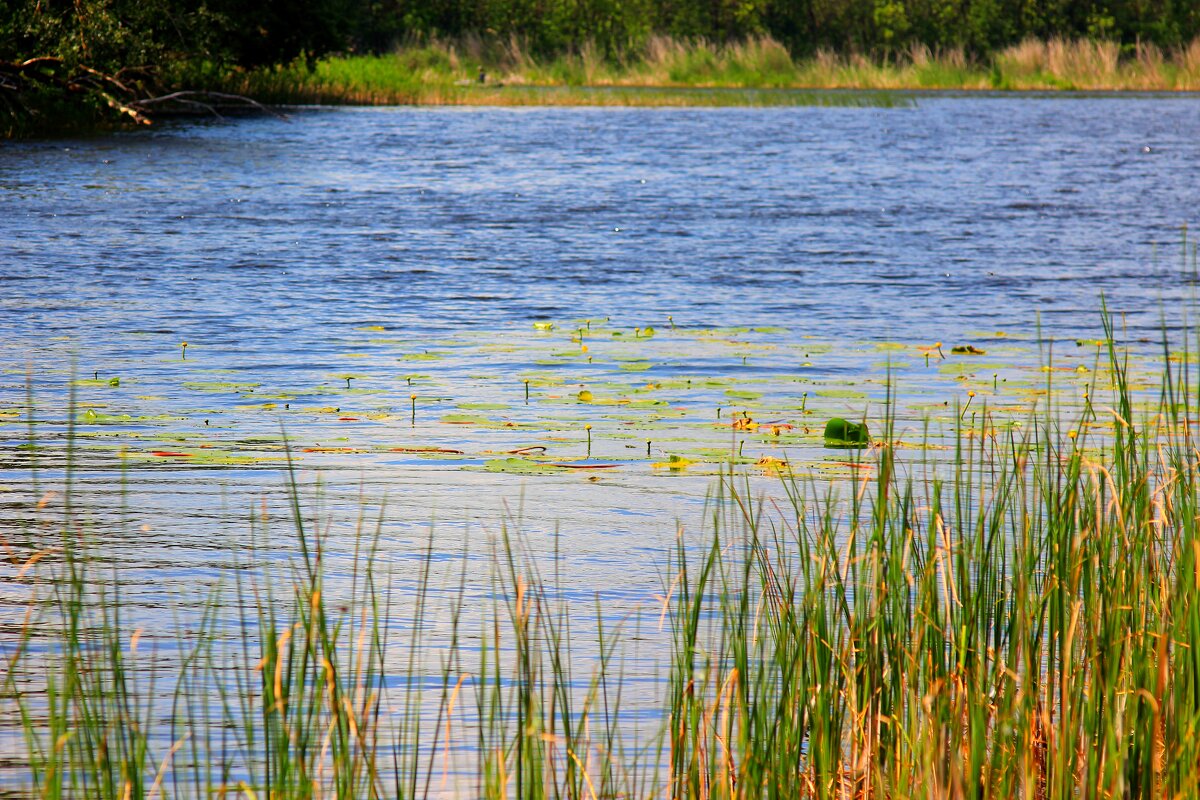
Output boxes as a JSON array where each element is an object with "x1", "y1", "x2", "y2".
[
  {"x1": 81, "y1": 409, "x2": 133, "y2": 424},
  {"x1": 183, "y1": 381, "x2": 261, "y2": 393},
  {"x1": 815, "y1": 388, "x2": 868, "y2": 399},
  {"x1": 651, "y1": 454, "x2": 694, "y2": 471},
  {"x1": 480, "y1": 457, "x2": 563, "y2": 475},
  {"x1": 823, "y1": 418, "x2": 870, "y2": 449}
]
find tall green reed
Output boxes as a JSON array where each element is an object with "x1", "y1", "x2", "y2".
[{"x1": 662, "y1": 311, "x2": 1200, "y2": 798}]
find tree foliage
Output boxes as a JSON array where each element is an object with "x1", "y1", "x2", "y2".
[
  {"x1": 357, "y1": 0, "x2": 1200, "y2": 57},
  {"x1": 3, "y1": 0, "x2": 1198, "y2": 74},
  {"x1": 0, "y1": 0, "x2": 357, "y2": 73}
]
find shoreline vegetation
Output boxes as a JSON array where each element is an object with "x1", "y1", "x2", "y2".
[
  {"x1": 5, "y1": 35, "x2": 1200, "y2": 136},
  {"x1": 7, "y1": 0, "x2": 1200, "y2": 134},
  {"x1": 224, "y1": 36, "x2": 1200, "y2": 109},
  {"x1": 5, "y1": 313, "x2": 1200, "y2": 796}
]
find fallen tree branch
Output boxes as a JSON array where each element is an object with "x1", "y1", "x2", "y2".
[
  {"x1": 76, "y1": 64, "x2": 135, "y2": 95},
  {"x1": 19, "y1": 56, "x2": 65, "y2": 71},
  {"x1": 3, "y1": 58, "x2": 285, "y2": 136},
  {"x1": 131, "y1": 90, "x2": 286, "y2": 119},
  {"x1": 96, "y1": 90, "x2": 152, "y2": 125}
]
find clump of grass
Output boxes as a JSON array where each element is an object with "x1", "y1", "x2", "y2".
[
  {"x1": 3, "y1": 435, "x2": 646, "y2": 798},
  {"x1": 990, "y1": 37, "x2": 1200, "y2": 89},
  {"x1": 664, "y1": 311, "x2": 1200, "y2": 797},
  {"x1": 5, "y1": 308, "x2": 1200, "y2": 796}
]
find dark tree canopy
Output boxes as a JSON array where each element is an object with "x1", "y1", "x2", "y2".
[
  {"x1": 3, "y1": 0, "x2": 1198, "y2": 73},
  {"x1": 354, "y1": 0, "x2": 1199, "y2": 57},
  {"x1": 0, "y1": 0, "x2": 357, "y2": 72}
]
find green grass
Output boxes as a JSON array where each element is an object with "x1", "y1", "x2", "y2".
[
  {"x1": 4, "y1": 305, "x2": 1200, "y2": 797},
  {"x1": 208, "y1": 35, "x2": 1200, "y2": 109}
]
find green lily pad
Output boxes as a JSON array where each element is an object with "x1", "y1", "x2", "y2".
[
  {"x1": 73, "y1": 377, "x2": 121, "y2": 388},
  {"x1": 182, "y1": 381, "x2": 261, "y2": 393},
  {"x1": 480, "y1": 457, "x2": 563, "y2": 475},
  {"x1": 815, "y1": 389, "x2": 867, "y2": 399},
  {"x1": 440, "y1": 413, "x2": 495, "y2": 426},
  {"x1": 81, "y1": 409, "x2": 133, "y2": 424},
  {"x1": 651, "y1": 454, "x2": 694, "y2": 471},
  {"x1": 824, "y1": 418, "x2": 870, "y2": 448}
]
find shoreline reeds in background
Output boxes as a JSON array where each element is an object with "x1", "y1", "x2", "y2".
[{"x1": 217, "y1": 35, "x2": 1200, "y2": 109}]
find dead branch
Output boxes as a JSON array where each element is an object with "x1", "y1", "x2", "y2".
[
  {"x1": 3, "y1": 58, "x2": 284, "y2": 134},
  {"x1": 19, "y1": 57, "x2": 64, "y2": 70},
  {"x1": 95, "y1": 90, "x2": 152, "y2": 125},
  {"x1": 75, "y1": 64, "x2": 135, "y2": 95},
  {"x1": 131, "y1": 90, "x2": 286, "y2": 119}
]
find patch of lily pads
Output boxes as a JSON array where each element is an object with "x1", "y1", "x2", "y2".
[{"x1": 2, "y1": 317, "x2": 1144, "y2": 493}]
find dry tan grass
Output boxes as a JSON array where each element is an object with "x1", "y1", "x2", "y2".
[
  {"x1": 992, "y1": 36, "x2": 1200, "y2": 89},
  {"x1": 643, "y1": 34, "x2": 689, "y2": 69},
  {"x1": 726, "y1": 35, "x2": 793, "y2": 73},
  {"x1": 229, "y1": 34, "x2": 1200, "y2": 107},
  {"x1": 1179, "y1": 38, "x2": 1200, "y2": 73},
  {"x1": 469, "y1": 34, "x2": 1200, "y2": 92}
]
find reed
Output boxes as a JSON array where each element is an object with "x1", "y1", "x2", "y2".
[
  {"x1": 212, "y1": 34, "x2": 1200, "y2": 108},
  {"x1": 3, "y1": 307, "x2": 1200, "y2": 797}
]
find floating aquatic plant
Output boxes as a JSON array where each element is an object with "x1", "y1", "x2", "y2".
[{"x1": 823, "y1": 417, "x2": 870, "y2": 448}]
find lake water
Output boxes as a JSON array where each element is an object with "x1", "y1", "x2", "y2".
[{"x1": 0, "y1": 95, "x2": 1197, "y2": 790}]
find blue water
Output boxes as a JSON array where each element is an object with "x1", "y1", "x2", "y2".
[
  {"x1": 2, "y1": 98, "x2": 1195, "y2": 356},
  {"x1": 1, "y1": 91, "x2": 1197, "y2": 621},
  {"x1": 1, "y1": 95, "x2": 1196, "y2": 600},
  {"x1": 0, "y1": 97, "x2": 1197, "y2": 790}
]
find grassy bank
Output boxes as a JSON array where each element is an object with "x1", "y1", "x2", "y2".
[
  {"x1": 216, "y1": 35, "x2": 1200, "y2": 108},
  {"x1": 4, "y1": 310, "x2": 1200, "y2": 797},
  {"x1": 9, "y1": 35, "x2": 1200, "y2": 136}
]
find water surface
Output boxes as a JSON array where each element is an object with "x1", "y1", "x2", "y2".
[{"x1": 0, "y1": 99, "x2": 1195, "y2": 774}]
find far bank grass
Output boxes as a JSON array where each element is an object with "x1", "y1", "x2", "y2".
[{"x1": 217, "y1": 35, "x2": 1200, "y2": 107}]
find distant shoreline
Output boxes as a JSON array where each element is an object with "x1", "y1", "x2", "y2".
[
  {"x1": 247, "y1": 85, "x2": 1200, "y2": 111},
  {"x1": 8, "y1": 36, "x2": 1200, "y2": 136},
  {"x1": 216, "y1": 37, "x2": 1200, "y2": 109}
]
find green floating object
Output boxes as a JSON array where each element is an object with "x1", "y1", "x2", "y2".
[
  {"x1": 80, "y1": 409, "x2": 133, "y2": 424},
  {"x1": 824, "y1": 418, "x2": 870, "y2": 448},
  {"x1": 481, "y1": 457, "x2": 562, "y2": 475}
]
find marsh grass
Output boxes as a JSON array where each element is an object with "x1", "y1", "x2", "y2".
[
  {"x1": 5, "y1": 308, "x2": 1200, "y2": 797},
  {"x1": 220, "y1": 53, "x2": 910, "y2": 108},
  {"x1": 213, "y1": 35, "x2": 1200, "y2": 108}
]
